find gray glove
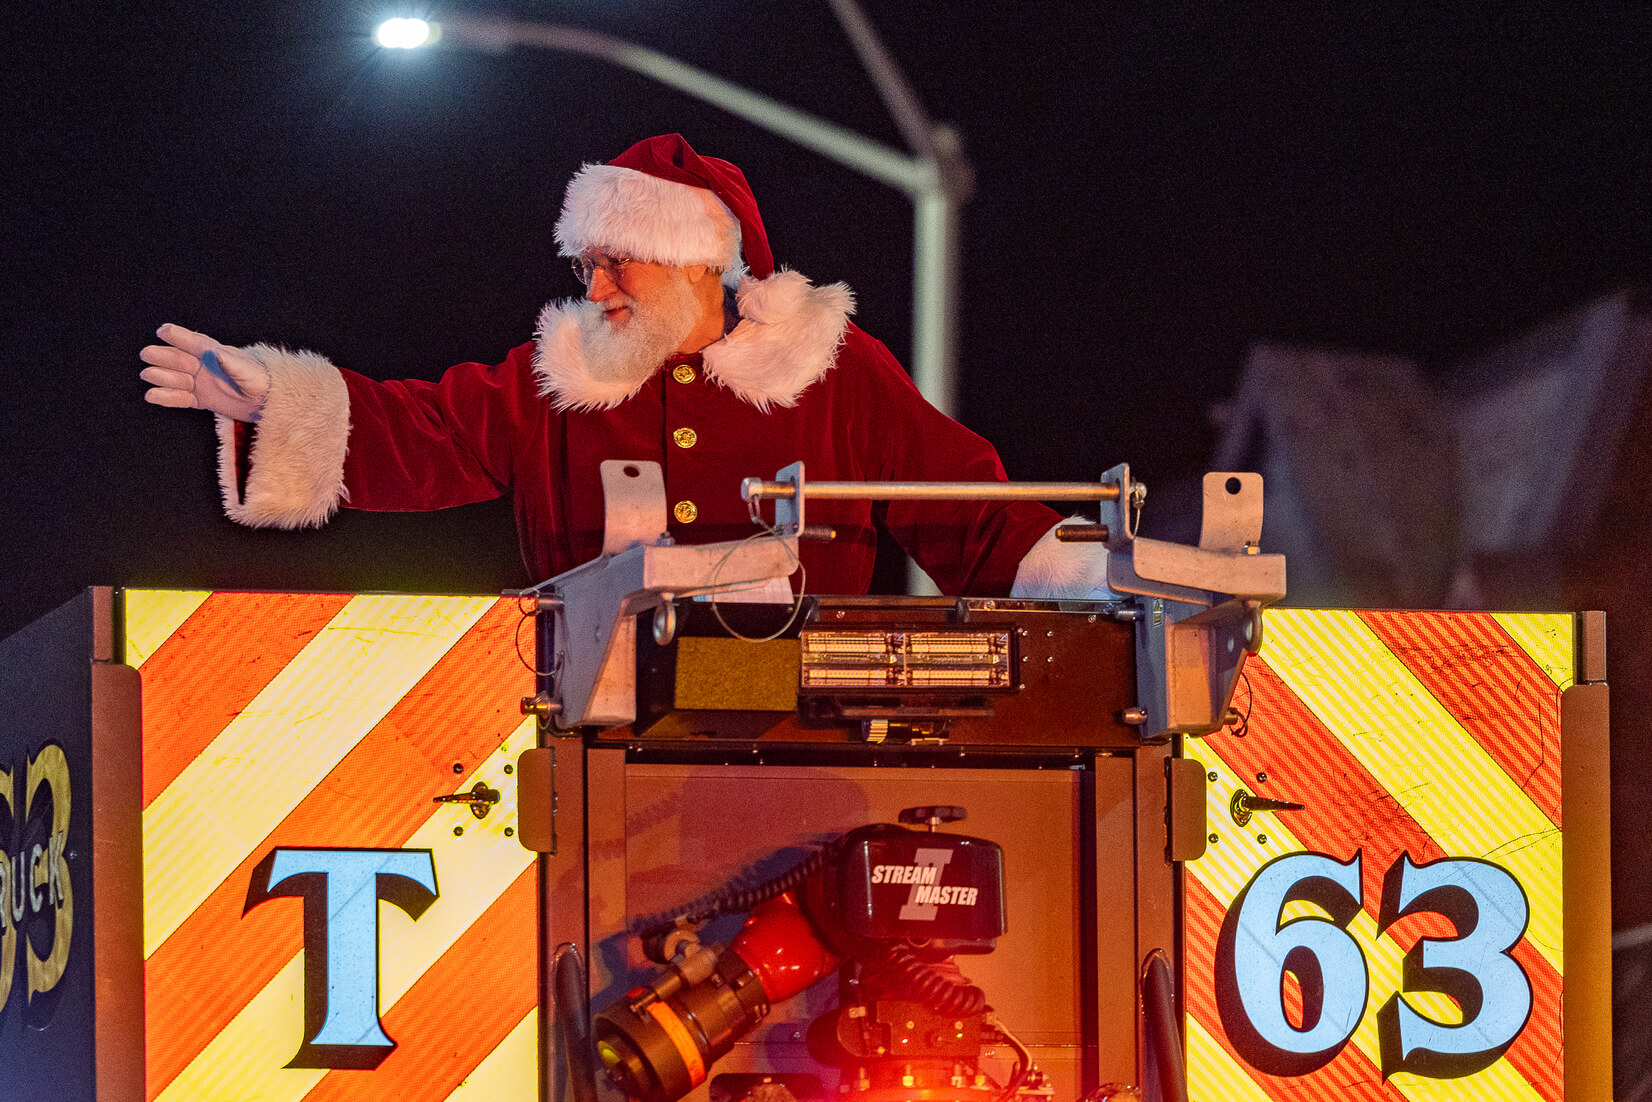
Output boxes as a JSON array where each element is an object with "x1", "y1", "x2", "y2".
[{"x1": 139, "y1": 323, "x2": 270, "y2": 422}]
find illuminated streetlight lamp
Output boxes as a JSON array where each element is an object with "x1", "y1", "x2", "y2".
[
  {"x1": 373, "y1": 17, "x2": 433, "y2": 50},
  {"x1": 375, "y1": 3, "x2": 971, "y2": 419}
]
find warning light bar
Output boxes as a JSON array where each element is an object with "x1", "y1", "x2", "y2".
[{"x1": 799, "y1": 630, "x2": 1015, "y2": 689}]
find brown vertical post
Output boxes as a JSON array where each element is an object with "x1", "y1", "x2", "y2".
[
  {"x1": 90, "y1": 587, "x2": 144, "y2": 1102},
  {"x1": 1086, "y1": 754, "x2": 1143, "y2": 1086},
  {"x1": 1133, "y1": 743, "x2": 1177, "y2": 1088},
  {"x1": 541, "y1": 742, "x2": 592, "y2": 1102},
  {"x1": 1563, "y1": 611, "x2": 1611, "y2": 1101}
]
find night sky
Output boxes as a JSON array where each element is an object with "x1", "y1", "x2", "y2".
[{"x1": 4, "y1": 2, "x2": 1649, "y2": 639}]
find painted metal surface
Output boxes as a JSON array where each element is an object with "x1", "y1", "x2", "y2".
[
  {"x1": 1185, "y1": 609, "x2": 1575, "y2": 1101},
  {"x1": 117, "y1": 592, "x2": 1597, "y2": 1100},
  {"x1": 127, "y1": 591, "x2": 539, "y2": 1102}
]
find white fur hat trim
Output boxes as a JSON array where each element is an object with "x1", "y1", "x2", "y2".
[{"x1": 555, "y1": 164, "x2": 742, "y2": 283}]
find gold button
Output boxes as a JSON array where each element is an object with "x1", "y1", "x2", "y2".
[
  {"x1": 672, "y1": 427, "x2": 698, "y2": 449},
  {"x1": 672, "y1": 362, "x2": 696, "y2": 384},
  {"x1": 674, "y1": 500, "x2": 698, "y2": 524}
]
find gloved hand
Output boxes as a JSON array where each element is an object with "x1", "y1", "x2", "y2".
[{"x1": 139, "y1": 323, "x2": 270, "y2": 422}]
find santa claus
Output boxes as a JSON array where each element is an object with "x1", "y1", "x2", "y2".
[{"x1": 139, "y1": 134, "x2": 1106, "y2": 598}]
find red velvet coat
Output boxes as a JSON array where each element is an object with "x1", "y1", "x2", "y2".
[{"x1": 332, "y1": 324, "x2": 1059, "y2": 595}]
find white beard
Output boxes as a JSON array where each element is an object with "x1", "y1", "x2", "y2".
[
  {"x1": 537, "y1": 269, "x2": 854, "y2": 413},
  {"x1": 575, "y1": 271, "x2": 703, "y2": 391}
]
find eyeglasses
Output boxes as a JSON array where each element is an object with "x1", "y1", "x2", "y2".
[{"x1": 571, "y1": 251, "x2": 635, "y2": 287}]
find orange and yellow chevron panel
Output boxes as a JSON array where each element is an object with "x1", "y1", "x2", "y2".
[
  {"x1": 1186, "y1": 609, "x2": 1574, "y2": 1102},
  {"x1": 127, "y1": 591, "x2": 540, "y2": 1102}
]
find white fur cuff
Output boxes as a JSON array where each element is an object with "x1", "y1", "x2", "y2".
[
  {"x1": 215, "y1": 344, "x2": 350, "y2": 528},
  {"x1": 1010, "y1": 519, "x2": 1117, "y2": 599}
]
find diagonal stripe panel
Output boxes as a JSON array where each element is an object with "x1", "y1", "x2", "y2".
[
  {"x1": 1187, "y1": 1014, "x2": 1278, "y2": 1102},
  {"x1": 142, "y1": 594, "x2": 497, "y2": 956},
  {"x1": 125, "y1": 588, "x2": 212, "y2": 667},
  {"x1": 1198, "y1": 657, "x2": 1563, "y2": 1099},
  {"x1": 1361, "y1": 612, "x2": 1563, "y2": 829},
  {"x1": 375, "y1": 720, "x2": 537, "y2": 1000},
  {"x1": 445, "y1": 1009, "x2": 539, "y2": 1101},
  {"x1": 136, "y1": 592, "x2": 355, "y2": 807},
  {"x1": 1192, "y1": 745, "x2": 1554, "y2": 1102},
  {"x1": 1185, "y1": 874, "x2": 1406, "y2": 1101},
  {"x1": 1490, "y1": 614, "x2": 1574, "y2": 691},
  {"x1": 1258, "y1": 610, "x2": 1563, "y2": 970},
  {"x1": 301, "y1": 866, "x2": 538, "y2": 1102},
  {"x1": 154, "y1": 955, "x2": 316, "y2": 1102},
  {"x1": 1192, "y1": 753, "x2": 1476, "y2": 1101},
  {"x1": 154, "y1": 724, "x2": 536, "y2": 1102},
  {"x1": 1192, "y1": 711, "x2": 1562, "y2": 1102},
  {"x1": 144, "y1": 601, "x2": 533, "y2": 1099}
]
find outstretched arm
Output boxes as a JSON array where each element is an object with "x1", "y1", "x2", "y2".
[
  {"x1": 138, "y1": 323, "x2": 350, "y2": 527},
  {"x1": 137, "y1": 324, "x2": 526, "y2": 531}
]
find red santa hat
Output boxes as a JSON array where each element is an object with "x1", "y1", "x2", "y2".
[{"x1": 553, "y1": 134, "x2": 775, "y2": 287}]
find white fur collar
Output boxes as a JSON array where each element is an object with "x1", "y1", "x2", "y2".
[{"x1": 533, "y1": 269, "x2": 854, "y2": 413}]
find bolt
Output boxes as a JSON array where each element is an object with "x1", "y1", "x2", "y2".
[
  {"x1": 504, "y1": 827, "x2": 515, "y2": 838},
  {"x1": 1256, "y1": 771, "x2": 1268, "y2": 783},
  {"x1": 1207, "y1": 770, "x2": 1218, "y2": 782},
  {"x1": 452, "y1": 762, "x2": 464, "y2": 774},
  {"x1": 1256, "y1": 834, "x2": 1268, "y2": 844},
  {"x1": 504, "y1": 763, "x2": 514, "y2": 775},
  {"x1": 1207, "y1": 833, "x2": 1219, "y2": 844},
  {"x1": 453, "y1": 825, "x2": 465, "y2": 837}
]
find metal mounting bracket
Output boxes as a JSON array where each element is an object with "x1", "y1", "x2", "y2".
[
  {"x1": 1106, "y1": 472, "x2": 1287, "y2": 741},
  {"x1": 543, "y1": 461, "x2": 800, "y2": 728}
]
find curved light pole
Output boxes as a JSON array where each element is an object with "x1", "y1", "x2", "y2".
[{"x1": 395, "y1": 4, "x2": 972, "y2": 419}]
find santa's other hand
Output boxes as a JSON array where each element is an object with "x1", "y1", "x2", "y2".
[{"x1": 139, "y1": 324, "x2": 270, "y2": 422}]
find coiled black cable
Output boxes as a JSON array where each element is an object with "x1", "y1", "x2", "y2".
[
  {"x1": 634, "y1": 843, "x2": 836, "y2": 943},
  {"x1": 867, "y1": 942, "x2": 987, "y2": 1017}
]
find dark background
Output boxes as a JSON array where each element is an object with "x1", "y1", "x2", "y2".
[
  {"x1": 5, "y1": 1, "x2": 1648, "y2": 638},
  {"x1": 5, "y1": 0, "x2": 1652, "y2": 1074}
]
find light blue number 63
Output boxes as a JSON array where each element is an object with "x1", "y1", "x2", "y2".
[{"x1": 1216, "y1": 850, "x2": 1532, "y2": 1080}]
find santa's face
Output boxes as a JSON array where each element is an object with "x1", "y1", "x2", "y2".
[
  {"x1": 575, "y1": 257, "x2": 702, "y2": 381},
  {"x1": 584, "y1": 255, "x2": 682, "y2": 329}
]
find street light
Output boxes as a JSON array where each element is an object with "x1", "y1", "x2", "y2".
[
  {"x1": 374, "y1": 3, "x2": 972, "y2": 419},
  {"x1": 374, "y1": 18, "x2": 433, "y2": 50}
]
